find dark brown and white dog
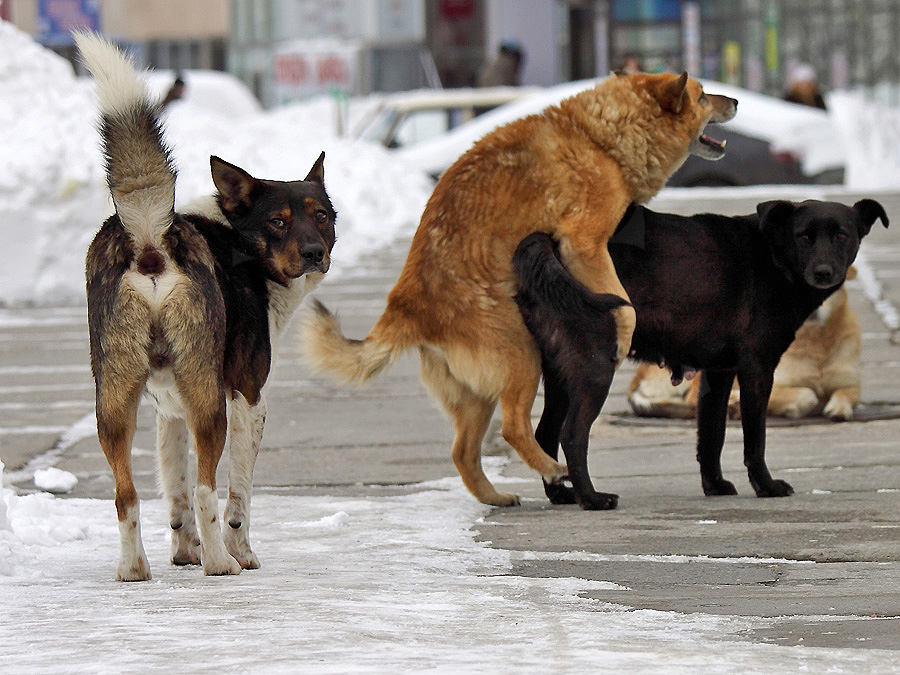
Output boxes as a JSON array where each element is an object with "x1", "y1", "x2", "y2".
[{"x1": 77, "y1": 33, "x2": 336, "y2": 580}]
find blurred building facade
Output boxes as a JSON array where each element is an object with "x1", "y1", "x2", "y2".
[
  {"x1": 230, "y1": 0, "x2": 437, "y2": 106},
  {"x1": 3, "y1": 0, "x2": 228, "y2": 70},
  {"x1": 5, "y1": 0, "x2": 900, "y2": 105}
]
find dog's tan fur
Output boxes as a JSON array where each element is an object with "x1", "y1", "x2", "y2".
[
  {"x1": 629, "y1": 270, "x2": 861, "y2": 421},
  {"x1": 303, "y1": 72, "x2": 735, "y2": 506}
]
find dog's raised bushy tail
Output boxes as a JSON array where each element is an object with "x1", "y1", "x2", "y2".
[
  {"x1": 301, "y1": 300, "x2": 411, "y2": 385},
  {"x1": 75, "y1": 31, "x2": 175, "y2": 252}
]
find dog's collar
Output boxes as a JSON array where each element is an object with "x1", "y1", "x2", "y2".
[{"x1": 610, "y1": 203, "x2": 646, "y2": 249}]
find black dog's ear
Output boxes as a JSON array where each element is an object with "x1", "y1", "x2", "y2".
[
  {"x1": 756, "y1": 200, "x2": 796, "y2": 234},
  {"x1": 757, "y1": 200, "x2": 796, "y2": 277},
  {"x1": 210, "y1": 155, "x2": 260, "y2": 212},
  {"x1": 853, "y1": 199, "x2": 889, "y2": 236},
  {"x1": 305, "y1": 151, "x2": 325, "y2": 184}
]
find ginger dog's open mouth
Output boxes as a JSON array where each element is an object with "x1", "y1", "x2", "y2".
[
  {"x1": 699, "y1": 132, "x2": 726, "y2": 152},
  {"x1": 690, "y1": 125, "x2": 728, "y2": 160}
]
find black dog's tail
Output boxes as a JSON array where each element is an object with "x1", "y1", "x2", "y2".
[
  {"x1": 513, "y1": 233, "x2": 630, "y2": 318},
  {"x1": 76, "y1": 32, "x2": 176, "y2": 256}
]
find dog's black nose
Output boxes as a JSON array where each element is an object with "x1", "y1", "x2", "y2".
[
  {"x1": 813, "y1": 264, "x2": 834, "y2": 284},
  {"x1": 301, "y1": 243, "x2": 326, "y2": 266}
]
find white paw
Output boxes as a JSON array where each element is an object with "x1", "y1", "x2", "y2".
[
  {"x1": 224, "y1": 528, "x2": 260, "y2": 570},
  {"x1": 201, "y1": 548, "x2": 242, "y2": 576},
  {"x1": 116, "y1": 554, "x2": 151, "y2": 582},
  {"x1": 171, "y1": 530, "x2": 201, "y2": 566},
  {"x1": 824, "y1": 397, "x2": 854, "y2": 421}
]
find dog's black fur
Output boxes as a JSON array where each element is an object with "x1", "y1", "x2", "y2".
[
  {"x1": 514, "y1": 199, "x2": 889, "y2": 508},
  {"x1": 514, "y1": 233, "x2": 629, "y2": 509}
]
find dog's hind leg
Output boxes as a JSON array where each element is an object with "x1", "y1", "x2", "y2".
[
  {"x1": 768, "y1": 385, "x2": 820, "y2": 419},
  {"x1": 696, "y1": 369, "x2": 739, "y2": 496},
  {"x1": 536, "y1": 370, "x2": 577, "y2": 505},
  {"x1": 559, "y1": 364, "x2": 619, "y2": 510},
  {"x1": 96, "y1": 372, "x2": 151, "y2": 581},
  {"x1": 157, "y1": 414, "x2": 200, "y2": 566},
  {"x1": 223, "y1": 391, "x2": 266, "y2": 569},
  {"x1": 498, "y1": 353, "x2": 569, "y2": 492},
  {"x1": 179, "y1": 376, "x2": 241, "y2": 576},
  {"x1": 419, "y1": 347, "x2": 517, "y2": 506}
]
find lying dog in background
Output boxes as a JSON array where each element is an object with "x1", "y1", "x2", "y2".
[
  {"x1": 514, "y1": 200, "x2": 887, "y2": 509},
  {"x1": 302, "y1": 71, "x2": 736, "y2": 508},
  {"x1": 78, "y1": 33, "x2": 335, "y2": 580},
  {"x1": 629, "y1": 272, "x2": 861, "y2": 421}
]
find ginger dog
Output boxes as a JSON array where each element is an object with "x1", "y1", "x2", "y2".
[{"x1": 303, "y1": 72, "x2": 736, "y2": 506}]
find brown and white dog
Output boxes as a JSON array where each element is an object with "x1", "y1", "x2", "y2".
[{"x1": 77, "y1": 33, "x2": 336, "y2": 580}]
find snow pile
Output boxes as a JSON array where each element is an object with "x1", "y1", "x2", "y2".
[
  {"x1": 0, "y1": 22, "x2": 433, "y2": 307},
  {"x1": 0, "y1": 460, "x2": 11, "y2": 576},
  {"x1": 33, "y1": 467, "x2": 78, "y2": 494},
  {"x1": 0, "y1": 457, "x2": 90, "y2": 577},
  {"x1": 0, "y1": 21, "x2": 106, "y2": 307},
  {"x1": 829, "y1": 90, "x2": 900, "y2": 190},
  {"x1": 144, "y1": 69, "x2": 262, "y2": 119}
]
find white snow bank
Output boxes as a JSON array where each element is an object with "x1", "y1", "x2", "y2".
[
  {"x1": 829, "y1": 89, "x2": 900, "y2": 191},
  {"x1": 1, "y1": 458, "x2": 89, "y2": 577},
  {"x1": 0, "y1": 22, "x2": 433, "y2": 307}
]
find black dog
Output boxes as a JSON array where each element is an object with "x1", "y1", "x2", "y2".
[
  {"x1": 514, "y1": 234, "x2": 629, "y2": 509},
  {"x1": 514, "y1": 199, "x2": 889, "y2": 509}
]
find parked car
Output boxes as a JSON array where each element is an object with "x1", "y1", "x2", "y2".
[
  {"x1": 393, "y1": 78, "x2": 846, "y2": 186},
  {"x1": 351, "y1": 86, "x2": 537, "y2": 149},
  {"x1": 668, "y1": 81, "x2": 844, "y2": 187}
]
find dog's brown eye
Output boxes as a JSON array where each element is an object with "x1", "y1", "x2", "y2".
[
  {"x1": 269, "y1": 217, "x2": 286, "y2": 229},
  {"x1": 699, "y1": 92, "x2": 707, "y2": 104},
  {"x1": 315, "y1": 210, "x2": 328, "y2": 224}
]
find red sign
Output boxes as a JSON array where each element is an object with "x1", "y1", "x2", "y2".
[
  {"x1": 274, "y1": 54, "x2": 312, "y2": 86},
  {"x1": 440, "y1": 0, "x2": 475, "y2": 19},
  {"x1": 316, "y1": 56, "x2": 348, "y2": 85},
  {"x1": 273, "y1": 46, "x2": 357, "y2": 100}
]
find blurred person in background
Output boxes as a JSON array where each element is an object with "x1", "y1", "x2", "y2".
[
  {"x1": 620, "y1": 53, "x2": 643, "y2": 74},
  {"x1": 784, "y1": 62, "x2": 827, "y2": 109},
  {"x1": 161, "y1": 73, "x2": 186, "y2": 108},
  {"x1": 478, "y1": 40, "x2": 524, "y2": 87}
]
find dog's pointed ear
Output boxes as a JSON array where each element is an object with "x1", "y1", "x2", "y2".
[
  {"x1": 210, "y1": 156, "x2": 259, "y2": 212},
  {"x1": 656, "y1": 72, "x2": 689, "y2": 114},
  {"x1": 853, "y1": 199, "x2": 889, "y2": 237},
  {"x1": 305, "y1": 151, "x2": 325, "y2": 184}
]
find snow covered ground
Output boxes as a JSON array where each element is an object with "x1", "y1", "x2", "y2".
[
  {"x1": 3, "y1": 23, "x2": 900, "y2": 672},
  {"x1": 4, "y1": 459, "x2": 899, "y2": 673}
]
